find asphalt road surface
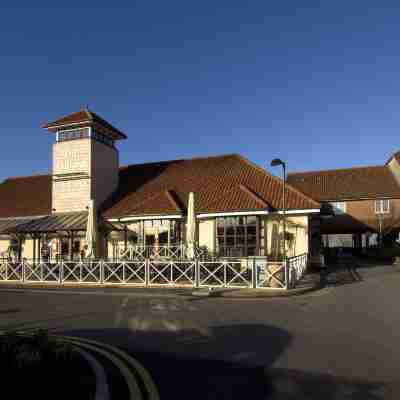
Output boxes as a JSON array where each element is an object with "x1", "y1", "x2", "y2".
[{"x1": 0, "y1": 267, "x2": 399, "y2": 399}]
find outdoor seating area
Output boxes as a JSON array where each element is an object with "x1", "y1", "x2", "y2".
[{"x1": 0, "y1": 252, "x2": 308, "y2": 289}]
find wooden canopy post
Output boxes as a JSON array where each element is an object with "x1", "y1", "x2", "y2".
[
  {"x1": 17, "y1": 234, "x2": 24, "y2": 261},
  {"x1": 32, "y1": 234, "x2": 36, "y2": 263},
  {"x1": 69, "y1": 231, "x2": 74, "y2": 261},
  {"x1": 38, "y1": 235, "x2": 42, "y2": 261},
  {"x1": 124, "y1": 225, "x2": 128, "y2": 252}
]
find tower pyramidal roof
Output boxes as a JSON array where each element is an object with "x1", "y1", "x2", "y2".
[{"x1": 43, "y1": 107, "x2": 127, "y2": 140}]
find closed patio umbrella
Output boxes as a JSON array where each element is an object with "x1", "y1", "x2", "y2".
[
  {"x1": 186, "y1": 192, "x2": 196, "y2": 259},
  {"x1": 85, "y1": 199, "x2": 98, "y2": 259}
]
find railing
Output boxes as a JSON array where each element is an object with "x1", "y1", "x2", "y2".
[
  {"x1": 116, "y1": 244, "x2": 187, "y2": 260},
  {"x1": 0, "y1": 255, "x2": 308, "y2": 289},
  {"x1": 287, "y1": 253, "x2": 308, "y2": 288},
  {"x1": 116, "y1": 244, "x2": 219, "y2": 261}
]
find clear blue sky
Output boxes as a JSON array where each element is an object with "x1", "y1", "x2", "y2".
[{"x1": 2, "y1": 1, "x2": 400, "y2": 181}]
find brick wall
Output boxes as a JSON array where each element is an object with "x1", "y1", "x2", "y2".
[{"x1": 322, "y1": 198, "x2": 400, "y2": 233}]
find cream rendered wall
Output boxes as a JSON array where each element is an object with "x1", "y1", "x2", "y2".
[
  {"x1": 22, "y1": 239, "x2": 34, "y2": 259},
  {"x1": 0, "y1": 239, "x2": 9, "y2": 256},
  {"x1": 265, "y1": 215, "x2": 309, "y2": 258},
  {"x1": 198, "y1": 219, "x2": 215, "y2": 253},
  {"x1": 0, "y1": 238, "x2": 34, "y2": 259},
  {"x1": 52, "y1": 137, "x2": 119, "y2": 213},
  {"x1": 286, "y1": 216, "x2": 309, "y2": 256},
  {"x1": 388, "y1": 158, "x2": 400, "y2": 184},
  {"x1": 266, "y1": 216, "x2": 280, "y2": 258},
  {"x1": 52, "y1": 138, "x2": 92, "y2": 212},
  {"x1": 91, "y1": 140, "x2": 119, "y2": 209}
]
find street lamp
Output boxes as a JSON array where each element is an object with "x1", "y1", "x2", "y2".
[{"x1": 270, "y1": 158, "x2": 287, "y2": 286}]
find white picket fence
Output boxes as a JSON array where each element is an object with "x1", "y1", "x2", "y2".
[{"x1": 0, "y1": 254, "x2": 308, "y2": 289}]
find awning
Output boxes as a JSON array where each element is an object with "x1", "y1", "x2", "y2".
[
  {"x1": 1, "y1": 212, "x2": 121, "y2": 234},
  {"x1": 0, "y1": 217, "x2": 43, "y2": 235}
]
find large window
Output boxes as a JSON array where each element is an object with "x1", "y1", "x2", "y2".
[
  {"x1": 126, "y1": 220, "x2": 182, "y2": 247},
  {"x1": 375, "y1": 199, "x2": 390, "y2": 214},
  {"x1": 216, "y1": 216, "x2": 260, "y2": 257}
]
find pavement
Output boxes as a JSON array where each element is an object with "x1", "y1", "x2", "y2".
[
  {"x1": 0, "y1": 264, "x2": 399, "y2": 399},
  {"x1": 0, "y1": 271, "x2": 322, "y2": 299}
]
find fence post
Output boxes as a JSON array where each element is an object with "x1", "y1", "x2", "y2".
[
  {"x1": 223, "y1": 261, "x2": 227, "y2": 287},
  {"x1": 100, "y1": 259, "x2": 104, "y2": 285},
  {"x1": 195, "y1": 259, "x2": 199, "y2": 288},
  {"x1": 22, "y1": 259, "x2": 25, "y2": 283},
  {"x1": 284, "y1": 258, "x2": 289, "y2": 290},
  {"x1": 145, "y1": 259, "x2": 149, "y2": 286},
  {"x1": 252, "y1": 258, "x2": 257, "y2": 289},
  {"x1": 59, "y1": 261, "x2": 63, "y2": 284}
]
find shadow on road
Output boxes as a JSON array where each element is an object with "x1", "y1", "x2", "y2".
[
  {"x1": 0, "y1": 308, "x2": 20, "y2": 315},
  {"x1": 61, "y1": 325, "x2": 389, "y2": 399}
]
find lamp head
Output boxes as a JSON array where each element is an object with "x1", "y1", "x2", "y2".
[{"x1": 270, "y1": 158, "x2": 285, "y2": 167}]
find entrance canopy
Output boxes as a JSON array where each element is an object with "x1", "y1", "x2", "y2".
[{"x1": 0, "y1": 212, "x2": 120, "y2": 235}]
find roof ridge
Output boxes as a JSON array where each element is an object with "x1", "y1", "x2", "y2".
[
  {"x1": 288, "y1": 164, "x2": 387, "y2": 176},
  {"x1": 234, "y1": 154, "x2": 320, "y2": 208},
  {"x1": 118, "y1": 190, "x2": 183, "y2": 216},
  {"x1": 119, "y1": 153, "x2": 239, "y2": 170},
  {"x1": 82, "y1": 106, "x2": 93, "y2": 121},
  {"x1": 165, "y1": 190, "x2": 183, "y2": 213},
  {"x1": 238, "y1": 184, "x2": 269, "y2": 208}
]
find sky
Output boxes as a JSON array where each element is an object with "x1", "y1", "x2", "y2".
[{"x1": 2, "y1": 1, "x2": 400, "y2": 181}]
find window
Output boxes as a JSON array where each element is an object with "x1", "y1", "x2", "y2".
[
  {"x1": 127, "y1": 219, "x2": 182, "y2": 247},
  {"x1": 216, "y1": 216, "x2": 260, "y2": 257},
  {"x1": 92, "y1": 130, "x2": 115, "y2": 147},
  {"x1": 57, "y1": 128, "x2": 115, "y2": 147},
  {"x1": 375, "y1": 199, "x2": 390, "y2": 214},
  {"x1": 329, "y1": 202, "x2": 346, "y2": 214},
  {"x1": 57, "y1": 128, "x2": 89, "y2": 142}
]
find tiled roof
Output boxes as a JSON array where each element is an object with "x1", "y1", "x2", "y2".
[
  {"x1": 43, "y1": 108, "x2": 127, "y2": 140},
  {"x1": 0, "y1": 174, "x2": 52, "y2": 218},
  {"x1": 0, "y1": 154, "x2": 319, "y2": 221},
  {"x1": 102, "y1": 154, "x2": 320, "y2": 218},
  {"x1": 287, "y1": 165, "x2": 400, "y2": 202}
]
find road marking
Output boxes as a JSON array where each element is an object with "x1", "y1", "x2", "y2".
[{"x1": 114, "y1": 296, "x2": 129, "y2": 327}]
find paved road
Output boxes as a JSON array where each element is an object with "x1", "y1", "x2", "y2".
[{"x1": 1, "y1": 267, "x2": 399, "y2": 399}]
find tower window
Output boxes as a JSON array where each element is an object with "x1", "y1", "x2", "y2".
[
  {"x1": 57, "y1": 128, "x2": 89, "y2": 142},
  {"x1": 56, "y1": 128, "x2": 115, "y2": 147}
]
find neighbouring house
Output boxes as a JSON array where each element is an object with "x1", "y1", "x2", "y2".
[
  {"x1": 0, "y1": 108, "x2": 320, "y2": 264},
  {"x1": 287, "y1": 160, "x2": 400, "y2": 251}
]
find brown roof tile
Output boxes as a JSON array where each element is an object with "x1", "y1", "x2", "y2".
[
  {"x1": 0, "y1": 154, "x2": 319, "y2": 220},
  {"x1": 102, "y1": 154, "x2": 320, "y2": 218},
  {"x1": 287, "y1": 165, "x2": 400, "y2": 202},
  {"x1": 0, "y1": 174, "x2": 52, "y2": 218}
]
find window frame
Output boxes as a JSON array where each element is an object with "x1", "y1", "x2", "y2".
[
  {"x1": 56, "y1": 128, "x2": 115, "y2": 148},
  {"x1": 216, "y1": 215, "x2": 261, "y2": 257},
  {"x1": 375, "y1": 199, "x2": 390, "y2": 214}
]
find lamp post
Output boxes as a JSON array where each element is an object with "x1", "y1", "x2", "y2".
[{"x1": 270, "y1": 158, "x2": 288, "y2": 287}]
